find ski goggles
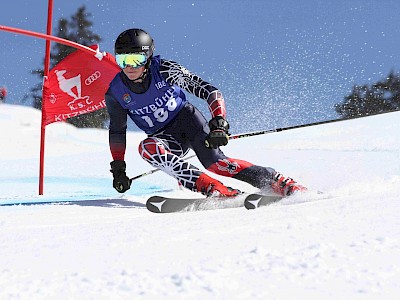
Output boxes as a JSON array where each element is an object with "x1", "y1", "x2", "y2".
[{"x1": 115, "y1": 52, "x2": 147, "y2": 69}]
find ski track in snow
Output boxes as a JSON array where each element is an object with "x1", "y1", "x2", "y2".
[{"x1": 0, "y1": 104, "x2": 399, "y2": 299}]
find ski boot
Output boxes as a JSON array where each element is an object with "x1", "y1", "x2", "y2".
[
  {"x1": 195, "y1": 173, "x2": 241, "y2": 198},
  {"x1": 270, "y1": 172, "x2": 307, "y2": 196}
]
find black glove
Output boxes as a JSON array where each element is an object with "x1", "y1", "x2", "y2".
[
  {"x1": 205, "y1": 116, "x2": 230, "y2": 149},
  {"x1": 110, "y1": 160, "x2": 131, "y2": 193}
]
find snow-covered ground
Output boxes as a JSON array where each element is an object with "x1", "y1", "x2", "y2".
[{"x1": 0, "y1": 103, "x2": 399, "y2": 299}]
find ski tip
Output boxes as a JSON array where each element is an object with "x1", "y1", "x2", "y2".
[
  {"x1": 146, "y1": 196, "x2": 167, "y2": 213},
  {"x1": 244, "y1": 194, "x2": 263, "y2": 209},
  {"x1": 244, "y1": 193, "x2": 284, "y2": 210}
]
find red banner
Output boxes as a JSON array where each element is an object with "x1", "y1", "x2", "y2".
[{"x1": 42, "y1": 45, "x2": 120, "y2": 126}]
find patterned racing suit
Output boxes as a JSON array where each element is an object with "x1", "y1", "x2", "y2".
[{"x1": 106, "y1": 56, "x2": 276, "y2": 193}]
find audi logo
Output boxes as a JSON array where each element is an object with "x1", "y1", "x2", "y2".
[{"x1": 85, "y1": 71, "x2": 101, "y2": 85}]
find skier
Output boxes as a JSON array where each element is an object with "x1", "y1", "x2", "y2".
[
  {"x1": 0, "y1": 86, "x2": 7, "y2": 102},
  {"x1": 106, "y1": 28, "x2": 306, "y2": 198}
]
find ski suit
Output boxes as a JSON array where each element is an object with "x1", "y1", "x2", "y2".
[{"x1": 106, "y1": 56, "x2": 275, "y2": 192}]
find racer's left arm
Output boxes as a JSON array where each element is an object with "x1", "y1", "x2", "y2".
[{"x1": 160, "y1": 59, "x2": 230, "y2": 148}]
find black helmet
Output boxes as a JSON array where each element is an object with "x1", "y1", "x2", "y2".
[{"x1": 115, "y1": 28, "x2": 155, "y2": 58}]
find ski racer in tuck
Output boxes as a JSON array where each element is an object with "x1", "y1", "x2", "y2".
[{"x1": 106, "y1": 28, "x2": 306, "y2": 198}]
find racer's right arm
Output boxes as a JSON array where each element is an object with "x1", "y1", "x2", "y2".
[
  {"x1": 106, "y1": 90, "x2": 131, "y2": 193},
  {"x1": 105, "y1": 90, "x2": 127, "y2": 161}
]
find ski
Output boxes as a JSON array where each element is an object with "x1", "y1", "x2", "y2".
[
  {"x1": 146, "y1": 196, "x2": 203, "y2": 213},
  {"x1": 146, "y1": 193, "x2": 284, "y2": 213},
  {"x1": 146, "y1": 193, "x2": 252, "y2": 213},
  {"x1": 243, "y1": 193, "x2": 284, "y2": 209}
]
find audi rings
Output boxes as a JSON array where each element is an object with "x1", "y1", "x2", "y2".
[{"x1": 85, "y1": 71, "x2": 101, "y2": 85}]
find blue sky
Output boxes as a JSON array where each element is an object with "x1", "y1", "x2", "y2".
[{"x1": 1, "y1": 0, "x2": 400, "y2": 132}]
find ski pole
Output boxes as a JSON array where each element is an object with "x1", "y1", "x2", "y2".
[{"x1": 229, "y1": 108, "x2": 400, "y2": 140}]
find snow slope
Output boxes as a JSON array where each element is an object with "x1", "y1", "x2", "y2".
[{"x1": 0, "y1": 103, "x2": 399, "y2": 299}]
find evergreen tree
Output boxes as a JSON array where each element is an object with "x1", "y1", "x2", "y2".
[
  {"x1": 29, "y1": 6, "x2": 108, "y2": 128},
  {"x1": 336, "y1": 71, "x2": 400, "y2": 119}
]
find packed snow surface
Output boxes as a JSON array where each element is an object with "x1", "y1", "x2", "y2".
[{"x1": 0, "y1": 103, "x2": 399, "y2": 299}]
